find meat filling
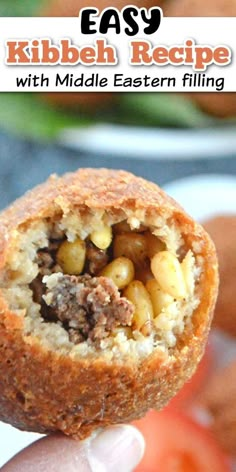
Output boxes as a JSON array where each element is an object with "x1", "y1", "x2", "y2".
[
  {"x1": 43, "y1": 274, "x2": 134, "y2": 343},
  {"x1": 37, "y1": 239, "x2": 63, "y2": 276},
  {"x1": 25, "y1": 220, "x2": 197, "y2": 349}
]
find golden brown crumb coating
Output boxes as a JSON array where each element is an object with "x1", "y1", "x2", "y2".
[
  {"x1": 204, "y1": 215, "x2": 236, "y2": 336},
  {"x1": 0, "y1": 169, "x2": 218, "y2": 439}
]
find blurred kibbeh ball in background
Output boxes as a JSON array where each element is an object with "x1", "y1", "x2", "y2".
[
  {"x1": 165, "y1": 0, "x2": 236, "y2": 117},
  {"x1": 165, "y1": 0, "x2": 236, "y2": 17},
  {"x1": 203, "y1": 216, "x2": 236, "y2": 337},
  {"x1": 43, "y1": 0, "x2": 164, "y2": 17}
]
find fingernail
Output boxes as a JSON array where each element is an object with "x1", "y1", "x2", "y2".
[{"x1": 88, "y1": 425, "x2": 145, "y2": 472}]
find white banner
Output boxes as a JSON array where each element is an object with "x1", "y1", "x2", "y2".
[{"x1": 0, "y1": 14, "x2": 235, "y2": 92}]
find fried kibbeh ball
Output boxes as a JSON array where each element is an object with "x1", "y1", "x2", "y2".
[
  {"x1": 165, "y1": 0, "x2": 236, "y2": 118},
  {"x1": 0, "y1": 168, "x2": 218, "y2": 439},
  {"x1": 43, "y1": 91, "x2": 114, "y2": 111},
  {"x1": 203, "y1": 216, "x2": 236, "y2": 336},
  {"x1": 43, "y1": 0, "x2": 163, "y2": 17},
  {"x1": 183, "y1": 94, "x2": 236, "y2": 119},
  {"x1": 165, "y1": 0, "x2": 236, "y2": 16}
]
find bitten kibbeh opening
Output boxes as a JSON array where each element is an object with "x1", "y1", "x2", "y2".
[{"x1": 3, "y1": 208, "x2": 202, "y2": 358}]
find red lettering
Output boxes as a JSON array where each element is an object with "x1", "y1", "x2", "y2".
[
  {"x1": 130, "y1": 41, "x2": 152, "y2": 64},
  {"x1": 41, "y1": 40, "x2": 60, "y2": 64},
  {"x1": 6, "y1": 41, "x2": 30, "y2": 64},
  {"x1": 61, "y1": 39, "x2": 79, "y2": 64}
]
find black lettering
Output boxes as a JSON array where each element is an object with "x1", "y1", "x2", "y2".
[
  {"x1": 141, "y1": 7, "x2": 162, "y2": 35},
  {"x1": 114, "y1": 73, "x2": 123, "y2": 86},
  {"x1": 81, "y1": 8, "x2": 98, "y2": 34},
  {"x1": 133, "y1": 77, "x2": 142, "y2": 87},
  {"x1": 123, "y1": 7, "x2": 139, "y2": 37},
  {"x1": 56, "y1": 73, "x2": 69, "y2": 86},
  {"x1": 16, "y1": 76, "x2": 29, "y2": 87},
  {"x1": 99, "y1": 9, "x2": 120, "y2": 34}
]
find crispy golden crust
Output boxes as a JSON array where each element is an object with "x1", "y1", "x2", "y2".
[{"x1": 0, "y1": 169, "x2": 218, "y2": 438}]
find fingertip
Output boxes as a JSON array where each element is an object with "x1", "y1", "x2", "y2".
[
  {"x1": 2, "y1": 425, "x2": 145, "y2": 472},
  {"x1": 88, "y1": 424, "x2": 145, "y2": 472},
  {"x1": 1, "y1": 434, "x2": 89, "y2": 472}
]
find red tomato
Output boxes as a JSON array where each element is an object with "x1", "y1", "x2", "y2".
[
  {"x1": 167, "y1": 344, "x2": 212, "y2": 411},
  {"x1": 133, "y1": 410, "x2": 229, "y2": 472}
]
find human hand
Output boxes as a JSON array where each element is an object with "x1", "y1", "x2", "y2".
[{"x1": 2, "y1": 425, "x2": 145, "y2": 472}]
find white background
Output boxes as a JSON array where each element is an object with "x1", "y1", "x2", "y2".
[{"x1": 0, "y1": 17, "x2": 235, "y2": 91}]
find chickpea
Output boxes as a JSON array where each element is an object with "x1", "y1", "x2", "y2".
[
  {"x1": 56, "y1": 238, "x2": 86, "y2": 275},
  {"x1": 90, "y1": 225, "x2": 112, "y2": 250},
  {"x1": 146, "y1": 279, "x2": 174, "y2": 318},
  {"x1": 100, "y1": 257, "x2": 134, "y2": 290},
  {"x1": 146, "y1": 232, "x2": 166, "y2": 259},
  {"x1": 113, "y1": 233, "x2": 148, "y2": 266},
  {"x1": 123, "y1": 280, "x2": 154, "y2": 335},
  {"x1": 151, "y1": 251, "x2": 186, "y2": 299}
]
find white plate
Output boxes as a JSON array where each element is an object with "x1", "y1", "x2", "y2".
[
  {"x1": 1, "y1": 173, "x2": 236, "y2": 467},
  {"x1": 164, "y1": 174, "x2": 236, "y2": 221},
  {"x1": 60, "y1": 124, "x2": 236, "y2": 159}
]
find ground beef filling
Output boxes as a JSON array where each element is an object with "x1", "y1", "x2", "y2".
[
  {"x1": 30, "y1": 237, "x2": 131, "y2": 344},
  {"x1": 37, "y1": 239, "x2": 64, "y2": 275},
  {"x1": 43, "y1": 274, "x2": 134, "y2": 344}
]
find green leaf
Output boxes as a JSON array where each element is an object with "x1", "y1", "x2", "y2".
[
  {"x1": 119, "y1": 93, "x2": 215, "y2": 128},
  {"x1": 0, "y1": 93, "x2": 92, "y2": 140},
  {"x1": 0, "y1": 0, "x2": 44, "y2": 16}
]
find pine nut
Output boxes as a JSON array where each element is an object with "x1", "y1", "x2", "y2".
[
  {"x1": 151, "y1": 251, "x2": 186, "y2": 299},
  {"x1": 146, "y1": 279, "x2": 174, "y2": 317},
  {"x1": 123, "y1": 280, "x2": 154, "y2": 335},
  {"x1": 100, "y1": 257, "x2": 135, "y2": 290},
  {"x1": 90, "y1": 225, "x2": 112, "y2": 250},
  {"x1": 181, "y1": 250, "x2": 195, "y2": 296}
]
